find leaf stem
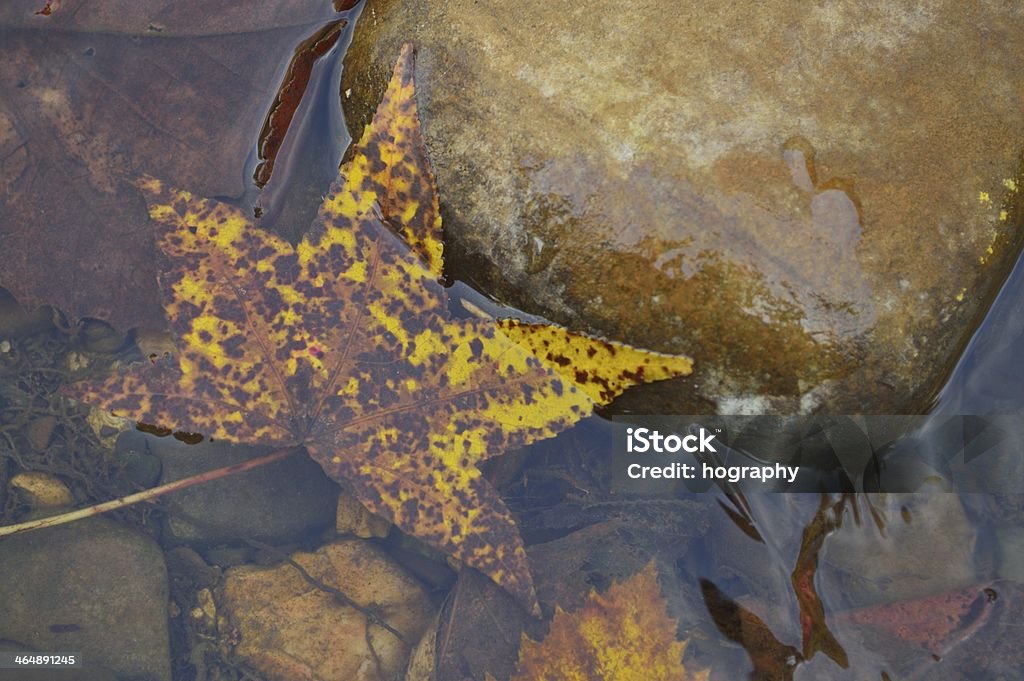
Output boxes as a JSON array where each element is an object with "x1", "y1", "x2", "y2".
[{"x1": 0, "y1": 446, "x2": 300, "y2": 538}]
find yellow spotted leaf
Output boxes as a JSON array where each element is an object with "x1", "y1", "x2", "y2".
[
  {"x1": 492, "y1": 563, "x2": 709, "y2": 681},
  {"x1": 61, "y1": 44, "x2": 595, "y2": 616},
  {"x1": 365, "y1": 49, "x2": 692, "y2": 403}
]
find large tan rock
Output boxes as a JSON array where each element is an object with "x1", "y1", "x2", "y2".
[
  {"x1": 344, "y1": 0, "x2": 1024, "y2": 413},
  {"x1": 219, "y1": 539, "x2": 434, "y2": 681}
]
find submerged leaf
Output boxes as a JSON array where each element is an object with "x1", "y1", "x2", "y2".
[
  {"x1": 62, "y1": 44, "x2": 691, "y2": 615},
  {"x1": 65, "y1": 169, "x2": 589, "y2": 614},
  {"x1": 63, "y1": 46, "x2": 596, "y2": 615},
  {"x1": 497, "y1": 562, "x2": 709, "y2": 681}
]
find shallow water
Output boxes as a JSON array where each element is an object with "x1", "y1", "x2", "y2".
[{"x1": 1, "y1": 4, "x2": 1023, "y2": 680}]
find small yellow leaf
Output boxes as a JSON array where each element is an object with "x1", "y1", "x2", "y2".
[{"x1": 502, "y1": 562, "x2": 709, "y2": 681}]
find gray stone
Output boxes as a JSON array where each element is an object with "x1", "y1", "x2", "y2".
[
  {"x1": 153, "y1": 438, "x2": 339, "y2": 546},
  {"x1": 343, "y1": 0, "x2": 1024, "y2": 413},
  {"x1": 820, "y1": 494, "x2": 978, "y2": 607},
  {"x1": 0, "y1": 288, "x2": 52, "y2": 339},
  {"x1": 995, "y1": 524, "x2": 1024, "y2": 583},
  {"x1": 0, "y1": 517, "x2": 171, "y2": 681},
  {"x1": 114, "y1": 430, "x2": 163, "y2": 489}
]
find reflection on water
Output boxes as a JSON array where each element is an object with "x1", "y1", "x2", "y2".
[{"x1": 548, "y1": 243, "x2": 1024, "y2": 678}]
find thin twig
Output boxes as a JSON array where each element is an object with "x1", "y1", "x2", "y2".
[{"x1": 0, "y1": 447, "x2": 299, "y2": 538}]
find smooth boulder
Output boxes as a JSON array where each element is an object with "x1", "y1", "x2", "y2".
[{"x1": 343, "y1": 0, "x2": 1024, "y2": 413}]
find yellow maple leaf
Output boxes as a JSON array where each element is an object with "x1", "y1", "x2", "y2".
[
  {"x1": 491, "y1": 562, "x2": 709, "y2": 681},
  {"x1": 61, "y1": 47, "x2": 593, "y2": 616},
  {"x1": 61, "y1": 44, "x2": 690, "y2": 617}
]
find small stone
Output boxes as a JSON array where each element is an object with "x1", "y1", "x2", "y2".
[
  {"x1": 0, "y1": 517, "x2": 172, "y2": 681},
  {"x1": 0, "y1": 289, "x2": 53, "y2": 338},
  {"x1": 114, "y1": 430, "x2": 163, "y2": 487},
  {"x1": 66, "y1": 350, "x2": 90, "y2": 372},
  {"x1": 80, "y1": 318, "x2": 128, "y2": 354},
  {"x1": 154, "y1": 438, "x2": 339, "y2": 546},
  {"x1": 9, "y1": 471, "x2": 73, "y2": 508},
  {"x1": 135, "y1": 328, "x2": 177, "y2": 359},
  {"x1": 219, "y1": 538, "x2": 435, "y2": 681},
  {"x1": 24, "y1": 414, "x2": 57, "y2": 451},
  {"x1": 191, "y1": 587, "x2": 218, "y2": 632},
  {"x1": 336, "y1": 492, "x2": 391, "y2": 538}
]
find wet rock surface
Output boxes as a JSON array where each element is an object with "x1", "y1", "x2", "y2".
[
  {"x1": 336, "y1": 491, "x2": 391, "y2": 539},
  {"x1": 218, "y1": 538, "x2": 435, "y2": 681},
  {"x1": 344, "y1": 0, "x2": 1024, "y2": 413},
  {"x1": 0, "y1": 517, "x2": 171, "y2": 681}
]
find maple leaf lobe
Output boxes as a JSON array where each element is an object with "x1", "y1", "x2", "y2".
[
  {"x1": 496, "y1": 319, "x2": 693, "y2": 405},
  {"x1": 342, "y1": 42, "x2": 444, "y2": 278}
]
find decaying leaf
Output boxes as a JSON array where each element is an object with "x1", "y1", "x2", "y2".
[
  {"x1": 701, "y1": 578, "x2": 801, "y2": 680},
  {"x1": 492, "y1": 562, "x2": 708, "y2": 681},
  {"x1": 838, "y1": 582, "x2": 998, "y2": 658},
  {"x1": 436, "y1": 567, "x2": 534, "y2": 681},
  {"x1": 62, "y1": 44, "x2": 691, "y2": 615},
  {"x1": 253, "y1": 18, "x2": 347, "y2": 188},
  {"x1": 61, "y1": 44, "x2": 585, "y2": 615},
  {"x1": 792, "y1": 494, "x2": 849, "y2": 667},
  {"x1": 63, "y1": 174, "x2": 586, "y2": 614}
]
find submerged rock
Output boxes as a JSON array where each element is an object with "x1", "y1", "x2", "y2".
[
  {"x1": 153, "y1": 438, "x2": 338, "y2": 547},
  {"x1": 0, "y1": 517, "x2": 171, "y2": 681},
  {"x1": 218, "y1": 538, "x2": 434, "y2": 681},
  {"x1": 821, "y1": 494, "x2": 978, "y2": 607},
  {"x1": 8, "y1": 471, "x2": 72, "y2": 508},
  {"x1": 344, "y1": 0, "x2": 1024, "y2": 413}
]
